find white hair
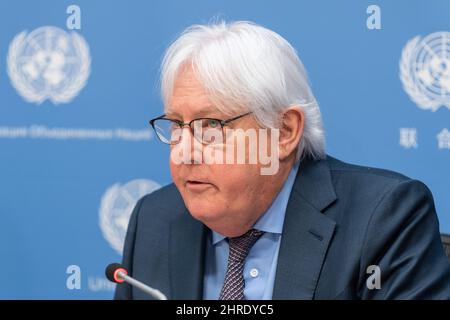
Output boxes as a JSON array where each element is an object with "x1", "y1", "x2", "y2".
[{"x1": 160, "y1": 20, "x2": 326, "y2": 161}]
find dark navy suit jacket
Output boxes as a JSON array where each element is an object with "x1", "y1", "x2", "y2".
[{"x1": 114, "y1": 155, "x2": 450, "y2": 299}]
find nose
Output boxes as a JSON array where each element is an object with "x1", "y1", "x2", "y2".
[
  {"x1": 176, "y1": 126, "x2": 202, "y2": 164},
  {"x1": 180, "y1": 126, "x2": 193, "y2": 142}
]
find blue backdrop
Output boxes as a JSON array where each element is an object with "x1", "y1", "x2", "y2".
[{"x1": 0, "y1": 0, "x2": 449, "y2": 299}]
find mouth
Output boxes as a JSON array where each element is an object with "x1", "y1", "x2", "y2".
[{"x1": 185, "y1": 180, "x2": 214, "y2": 192}]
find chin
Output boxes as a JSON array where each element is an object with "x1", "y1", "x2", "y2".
[{"x1": 185, "y1": 198, "x2": 223, "y2": 223}]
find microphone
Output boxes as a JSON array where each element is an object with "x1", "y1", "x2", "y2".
[{"x1": 105, "y1": 263, "x2": 167, "y2": 300}]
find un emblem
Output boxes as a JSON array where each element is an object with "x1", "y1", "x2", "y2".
[
  {"x1": 99, "y1": 179, "x2": 161, "y2": 255},
  {"x1": 7, "y1": 26, "x2": 90, "y2": 105},
  {"x1": 400, "y1": 32, "x2": 450, "y2": 111}
]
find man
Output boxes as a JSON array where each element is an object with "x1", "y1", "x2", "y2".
[{"x1": 115, "y1": 21, "x2": 450, "y2": 299}]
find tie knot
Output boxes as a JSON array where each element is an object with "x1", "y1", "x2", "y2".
[{"x1": 228, "y1": 229, "x2": 264, "y2": 262}]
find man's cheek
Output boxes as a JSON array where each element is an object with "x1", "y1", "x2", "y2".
[{"x1": 173, "y1": 176, "x2": 185, "y2": 192}]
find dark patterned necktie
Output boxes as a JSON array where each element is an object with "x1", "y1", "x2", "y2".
[{"x1": 218, "y1": 229, "x2": 264, "y2": 300}]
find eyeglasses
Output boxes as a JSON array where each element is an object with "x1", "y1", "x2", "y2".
[{"x1": 149, "y1": 112, "x2": 252, "y2": 145}]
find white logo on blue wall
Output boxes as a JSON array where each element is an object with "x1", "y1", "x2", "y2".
[
  {"x1": 100, "y1": 179, "x2": 161, "y2": 255},
  {"x1": 400, "y1": 32, "x2": 450, "y2": 111},
  {"x1": 7, "y1": 26, "x2": 90, "y2": 105}
]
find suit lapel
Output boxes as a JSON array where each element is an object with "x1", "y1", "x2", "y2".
[
  {"x1": 169, "y1": 210, "x2": 207, "y2": 299},
  {"x1": 272, "y1": 157, "x2": 337, "y2": 299}
]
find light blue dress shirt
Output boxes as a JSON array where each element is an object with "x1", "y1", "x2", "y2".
[{"x1": 203, "y1": 163, "x2": 299, "y2": 300}]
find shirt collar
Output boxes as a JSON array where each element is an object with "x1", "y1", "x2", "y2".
[{"x1": 211, "y1": 162, "x2": 300, "y2": 245}]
